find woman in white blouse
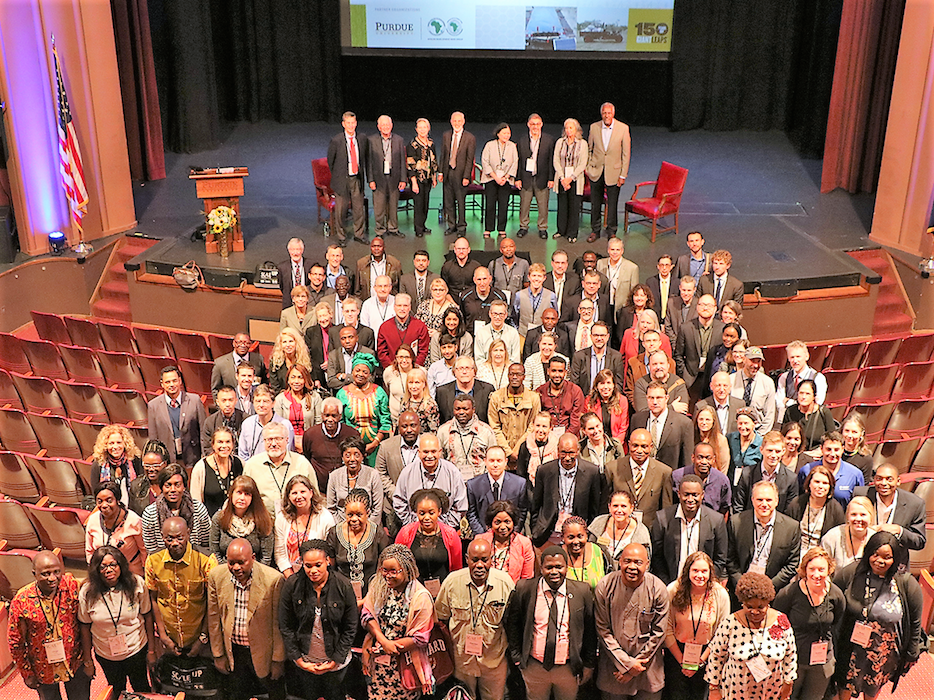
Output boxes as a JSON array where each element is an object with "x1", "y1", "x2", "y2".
[
  {"x1": 480, "y1": 123, "x2": 519, "y2": 239},
  {"x1": 274, "y1": 474, "x2": 334, "y2": 575},
  {"x1": 820, "y1": 495, "x2": 876, "y2": 569}
]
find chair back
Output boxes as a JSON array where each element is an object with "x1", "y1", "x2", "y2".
[
  {"x1": 0, "y1": 409, "x2": 41, "y2": 454},
  {"x1": 0, "y1": 500, "x2": 41, "y2": 550},
  {"x1": 0, "y1": 549, "x2": 43, "y2": 600},
  {"x1": 22, "y1": 456, "x2": 85, "y2": 508},
  {"x1": 312, "y1": 158, "x2": 334, "y2": 208},
  {"x1": 655, "y1": 162, "x2": 688, "y2": 207},
  {"x1": 55, "y1": 381, "x2": 109, "y2": 423},
  {"x1": 0, "y1": 368, "x2": 24, "y2": 411},
  {"x1": 22, "y1": 503, "x2": 89, "y2": 560},
  {"x1": 25, "y1": 414, "x2": 82, "y2": 460},
  {"x1": 0, "y1": 452, "x2": 42, "y2": 503},
  {"x1": 30, "y1": 311, "x2": 71, "y2": 345}
]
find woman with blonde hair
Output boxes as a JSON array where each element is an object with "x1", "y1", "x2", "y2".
[
  {"x1": 268, "y1": 326, "x2": 313, "y2": 395},
  {"x1": 552, "y1": 117, "x2": 588, "y2": 242},
  {"x1": 477, "y1": 338, "x2": 511, "y2": 390},
  {"x1": 279, "y1": 284, "x2": 315, "y2": 335},
  {"x1": 305, "y1": 300, "x2": 335, "y2": 387},
  {"x1": 620, "y1": 307, "x2": 672, "y2": 364},
  {"x1": 694, "y1": 404, "x2": 730, "y2": 472},
  {"x1": 273, "y1": 363, "x2": 323, "y2": 450},
  {"x1": 415, "y1": 277, "x2": 457, "y2": 331},
  {"x1": 391, "y1": 366, "x2": 439, "y2": 433},
  {"x1": 89, "y1": 424, "x2": 142, "y2": 507},
  {"x1": 840, "y1": 414, "x2": 873, "y2": 482},
  {"x1": 820, "y1": 495, "x2": 877, "y2": 569}
]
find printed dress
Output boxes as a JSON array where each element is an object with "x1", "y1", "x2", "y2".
[
  {"x1": 845, "y1": 577, "x2": 904, "y2": 697},
  {"x1": 705, "y1": 613, "x2": 797, "y2": 700},
  {"x1": 337, "y1": 383, "x2": 391, "y2": 466},
  {"x1": 367, "y1": 590, "x2": 418, "y2": 700}
]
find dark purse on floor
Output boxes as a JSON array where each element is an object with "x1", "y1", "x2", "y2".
[{"x1": 153, "y1": 653, "x2": 221, "y2": 697}]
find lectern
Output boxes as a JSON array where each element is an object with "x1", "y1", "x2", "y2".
[{"x1": 189, "y1": 167, "x2": 249, "y2": 254}]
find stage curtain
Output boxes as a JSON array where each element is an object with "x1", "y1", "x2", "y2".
[
  {"x1": 671, "y1": 0, "x2": 843, "y2": 157},
  {"x1": 820, "y1": 0, "x2": 905, "y2": 194},
  {"x1": 111, "y1": 0, "x2": 166, "y2": 180}
]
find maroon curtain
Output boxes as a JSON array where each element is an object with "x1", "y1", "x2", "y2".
[
  {"x1": 821, "y1": 0, "x2": 905, "y2": 193},
  {"x1": 111, "y1": 0, "x2": 166, "y2": 181}
]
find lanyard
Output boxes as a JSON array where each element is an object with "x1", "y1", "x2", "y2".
[
  {"x1": 420, "y1": 468, "x2": 439, "y2": 491},
  {"x1": 375, "y1": 300, "x2": 390, "y2": 323},
  {"x1": 541, "y1": 580, "x2": 567, "y2": 629},
  {"x1": 101, "y1": 508, "x2": 126, "y2": 543},
  {"x1": 683, "y1": 516, "x2": 699, "y2": 558},
  {"x1": 502, "y1": 262, "x2": 516, "y2": 289},
  {"x1": 401, "y1": 444, "x2": 419, "y2": 471},
  {"x1": 559, "y1": 469, "x2": 576, "y2": 511},
  {"x1": 468, "y1": 582, "x2": 492, "y2": 630},
  {"x1": 456, "y1": 430, "x2": 477, "y2": 465},
  {"x1": 609, "y1": 518, "x2": 631, "y2": 559},
  {"x1": 861, "y1": 575, "x2": 886, "y2": 618},
  {"x1": 497, "y1": 141, "x2": 506, "y2": 166},
  {"x1": 802, "y1": 584, "x2": 830, "y2": 640},
  {"x1": 492, "y1": 537, "x2": 512, "y2": 570},
  {"x1": 267, "y1": 460, "x2": 292, "y2": 496},
  {"x1": 101, "y1": 588, "x2": 126, "y2": 634},
  {"x1": 37, "y1": 588, "x2": 63, "y2": 638},
  {"x1": 753, "y1": 523, "x2": 773, "y2": 562},
  {"x1": 382, "y1": 137, "x2": 391, "y2": 161},
  {"x1": 530, "y1": 289, "x2": 544, "y2": 315},
  {"x1": 689, "y1": 588, "x2": 710, "y2": 640}
]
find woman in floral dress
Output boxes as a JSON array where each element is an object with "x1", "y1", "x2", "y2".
[
  {"x1": 406, "y1": 118, "x2": 438, "y2": 238},
  {"x1": 361, "y1": 544, "x2": 436, "y2": 700},
  {"x1": 337, "y1": 353, "x2": 391, "y2": 467}
]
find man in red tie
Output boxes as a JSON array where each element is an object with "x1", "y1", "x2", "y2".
[{"x1": 327, "y1": 111, "x2": 369, "y2": 246}]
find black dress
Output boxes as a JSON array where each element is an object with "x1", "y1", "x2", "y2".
[
  {"x1": 410, "y1": 530, "x2": 450, "y2": 584},
  {"x1": 200, "y1": 456, "x2": 244, "y2": 516}
]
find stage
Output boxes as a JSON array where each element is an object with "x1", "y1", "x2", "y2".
[{"x1": 124, "y1": 120, "x2": 883, "y2": 343}]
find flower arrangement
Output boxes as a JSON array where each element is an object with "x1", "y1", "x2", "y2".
[{"x1": 207, "y1": 205, "x2": 238, "y2": 258}]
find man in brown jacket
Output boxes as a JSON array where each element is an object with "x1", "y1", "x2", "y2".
[{"x1": 207, "y1": 539, "x2": 286, "y2": 700}]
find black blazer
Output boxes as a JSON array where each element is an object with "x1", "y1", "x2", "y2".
[
  {"x1": 674, "y1": 252, "x2": 711, "y2": 281},
  {"x1": 506, "y1": 576, "x2": 597, "y2": 675},
  {"x1": 523, "y1": 323, "x2": 573, "y2": 362},
  {"x1": 644, "y1": 274, "x2": 676, "y2": 323},
  {"x1": 435, "y1": 379, "x2": 495, "y2": 425},
  {"x1": 628, "y1": 410, "x2": 695, "y2": 473},
  {"x1": 440, "y1": 129, "x2": 477, "y2": 180},
  {"x1": 785, "y1": 493, "x2": 846, "y2": 540},
  {"x1": 650, "y1": 504, "x2": 728, "y2": 583},
  {"x1": 303, "y1": 324, "x2": 332, "y2": 386},
  {"x1": 675, "y1": 318, "x2": 724, "y2": 388},
  {"x1": 565, "y1": 294, "x2": 613, "y2": 328},
  {"x1": 278, "y1": 258, "x2": 315, "y2": 310},
  {"x1": 731, "y1": 464, "x2": 799, "y2": 515},
  {"x1": 278, "y1": 569, "x2": 359, "y2": 664},
  {"x1": 466, "y1": 471, "x2": 530, "y2": 535},
  {"x1": 695, "y1": 396, "x2": 745, "y2": 436},
  {"x1": 326, "y1": 131, "x2": 369, "y2": 197},
  {"x1": 726, "y1": 510, "x2": 800, "y2": 591},
  {"x1": 852, "y1": 486, "x2": 927, "y2": 550},
  {"x1": 544, "y1": 272, "x2": 582, "y2": 323},
  {"x1": 664, "y1": 295, "x2": 697, "y2": 346},
  {"x1": 211, "y1": 351, "x2": 268, "y2": 394},
  {"x1": 327, "y1": 323, "x2": 375, "y2": 351},
  {"x1": 516, "y1": 131, "x2": 556, "y2": 190},
  {"x1": 530, "y1": 458, "x2": 604, "y2": 547},
  {"x1": 366, "y1": 133, "x2": 407, "y2": 188},
  {"x1": 200, "y1": 408, "x2": 245, "y2": 456},
  {"x1": 568, "y1": 347, "x2": 625, "y2": 394},
  {"x1": 399, "y1": 271, "x2": 440, "y2": 308}
]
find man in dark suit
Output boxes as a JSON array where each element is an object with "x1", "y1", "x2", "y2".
[
  {"x1": 327, "y1": 297, "x2": 375, "y2": 350},
  {"x1": 201, "y1": 386, "x2": 244, "y2": 456},
  {"x1": 674, "y1": 294, "x2": 723, "y2": 400},
  {"x1": 523, "y1": 307, "x2": 572, "y2": 362},
  {"x1": 569, "y1": 270, "x2": 613, "y2": 327},
  {"x1": 853, "y1": 462, "x2": 927, "y2": 550},
  {"x1": 651, "y1": 475, "x2": 728, "y2": 583},
  {"x1": 727, "y1": 481, "x2": 800, "y2": 591},
  {"x1": 628, "y1": 382, "x2": 694, "y2": 472},
  {"x1": 506, "y1": 548, "x2": 597, "y2": 700},
  {"x1": 466, "y1": 446, "x2": 530, "y2": 534},
  {"x1": 695, "y1": 371, "x2": 745, "y2": 435},
  {"x1": 211, "y1": 332, "x2": 268, "y2": 395},
  {"x1": 515, "y1": 114, "x2": 555, "y2": 239},
  {"x1": 544, "y1": 250, "x2": 581, "y2": 323},
  {"x1": 732, "y1": 430, "x2": 799, "y2": 514},
  {"x1": 325, "y1": 325, "x2": 376, "y2": 392},
  {"x1": 147, "y1": 365, "x2": 206, "y2": 467},
  {"x1": 367, "y1": 115, "x2": 407, "y2": 239},
  {"x1": 673, "y1": 230, "x2": 712, "y2": 284},
  {"x1": 277, "y1": 238, "x2": 314, "y2": 310},
  {"x1": 605, "y1": 428, "x2": 674, "y2": 529},
  {"x1": 399, "y1": 250, "x2": 438, "y2": 308},
  {"x1": 698, "y1": 249, "x2": 744, "y2": 309},
  {"x1": 568, "y1": 321, "x2": 624, "y2": 394},
  {"x1": 440, "y1": 111, "x2": 476, "y2": 236},
  {"x1": 529, "y1": 433, "x2": 603, "y2": 547},
  {"x1": 326, "y1": 110, "x2": 368, "y2": 245},
  {"x1": 436, "y1": 357, "x2": 495, "y2": 425},
  {"x1": 664, "y1": 276, "x2": 698, "y2": 346},
  {"x1": 644, "y1": 254, "x2": 676, "y2": 326},
  {"x1": 354, "y1": 237, "x2": 401, "y2": 301}
]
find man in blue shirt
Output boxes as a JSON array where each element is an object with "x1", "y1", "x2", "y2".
[
  {"x1": 671, "y1": 442, "x2": 732, "y2": 515},
  {"x1": 797, "y1": 431, "x2": 864, "y2": 505}
]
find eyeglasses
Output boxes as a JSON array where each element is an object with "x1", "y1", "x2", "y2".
[
  {"x1": 100, "y1": 562, "x2": 120, "y2": 571},
  {"x1": 264, "y1": 437, "x2": 286, "y2": 444}
]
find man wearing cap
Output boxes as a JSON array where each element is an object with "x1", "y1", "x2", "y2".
[{"x1": 730, "y1": 347, "x2": 776, "y2": 435}]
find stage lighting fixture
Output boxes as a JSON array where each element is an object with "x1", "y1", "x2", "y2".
[{"x1": 48, "y1": 231, "x2": 67, "y2": 255}]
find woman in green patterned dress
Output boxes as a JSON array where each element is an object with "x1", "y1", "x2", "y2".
[{"x1": 336, "y1": 353, "x2": 391, "y2": 467}]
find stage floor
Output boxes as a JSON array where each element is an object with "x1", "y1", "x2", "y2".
[{"x1": 130, "y1": 120, "x2": 880, "y2": 290}]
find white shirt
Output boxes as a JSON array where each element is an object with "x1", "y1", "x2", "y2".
[
  {"x1": 360, "y1": 294, "x2": 394, "y2": 333},
  {"x1": 676, "y1": 504, "x2": 701, "y2": 577},
  {"x1": 369, "y1": 257, "x2": 387, "y2": 296},
  {"x1": 647, "y1": 407, "x2": 669, "y2": 449},
  {"x1": 601, "y1": 122, "x2": 613, "y2": 152},
  {"x1": 875, "y1": 492, "x2": 898, "y2": 526}
]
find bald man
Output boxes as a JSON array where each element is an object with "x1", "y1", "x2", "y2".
[
  {"x1": 10, "y1": 551, "x2": 92, "y2": 700},
  {"x1": 208, "y1": 539, "x2": 286, "y2": 700},
  {"x1": 435, "y1": 538, "x2": 515, "y2": 700}
]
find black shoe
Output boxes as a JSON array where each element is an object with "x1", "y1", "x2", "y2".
[
  {"x1": 337, "y1": 238, "x2": 348, "y2": 248},
  {"x1": 516, "y1": 228, "x2": 528, "y2": 238},
  {"x1": 445, "y1": 228, "x2": 457, "y2": 236},
  {"x1": 567, "y1": 236, "x2": 578, "y2": 243},
  {"x1": 415, "y1": 230, "x2": 424, "y2": 238},
  {"x1": 353, "y1": 235, "x2": 368, "y2": 244},
  {"x1": 386, "y1": 230, "x2": 403, "y2": 238},
  {"x1": 586, "y1": 232, "x2": 599, "y2": 243},
  {"x1": 539, "y1": 230, "x2": 548, "y2": 239}
]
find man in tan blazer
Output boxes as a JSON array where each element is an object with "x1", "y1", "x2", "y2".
[
  {"x1": 207, "y1": 539, "x2": 286, "y2": 700},
  {"x1": 586, "y1": 102, "x2": 631, "y2": 242}
]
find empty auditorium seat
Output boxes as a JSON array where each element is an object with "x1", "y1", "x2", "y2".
[
  {"x1": 824, "y1": 340, "x2": 868, "y2": 370},
  {"x1": 861, "y1": 336, "x2": 902, "y2": 368},
  {"x1": 22, "y1": 503, "x2": 89, "y2": 560},
  {"x1": 170, "y1": 330, "x2": 212, "y2": 361},
  {"x1": 178, "y1": 359, "x2": 214, "y2": 396},
  {"x1": 909, "y1": 523, "x2": 934, "y2": 574},
  {"x1": 26, "y1": 413, "x2": 82, "y2": 460},
  {"x1": 9, "y1": 374, "x2": 66, "y2": 416},
  {"x1": 0, "y1": 548, "x2": 44, "y2": 600},
  {"x1": 97, "y1": 350, "x2": 146, "y2": 392},
  {"x1": 0, "y1": 499, "x2": 42, "y2": 550},
  {"x1": 849, "y1": 364, "x2": 899, "y2": 406},
  {"x1": 68, "y1": 420, "x2": 106, "y2": 459},
  {"x1": 54, "y1": 381, "x2": 109, "y2": 423},
  {"x1": 912, "y1": 478, "x2": 934, "y2": 523},
  {"x1": 20, "y1": 338, "x2": 68, "y2": 381},
  {"x1": 882, "y1": 400, "x2": 934, "y2": 442},
  {"x1": 206, "y1": 333, "x2": 234, "y2": 359},
  {"x1": 761, "y1": 345, "x2": 787, "y2": 375},
  {"x1": 891, "y1": 361, "x2": 934, "y2": 402},
  {"x1": 63, "y1": 316, "x2": 105, "y2": 350},
  {"x1": 808, "y1": 343, "x2": 832, "y2": 372},
  {"x1": 911, "y1": 438, "x2": 934, "y2": 473},
  {"x1": 125, "y1": 426, "x2": 150, "y2": 452},
  {"x1": 894, "y1": 332, "x2": 934, "y2": 365},
  {"x1": 57, "y1": 345, "x2": 106, "y2": 386},
  {"x1": 0, "y1": 452, "x2": 42, "y2": 503},
  {"x1": 135, "y1": 354, "x2": 172, "y2": 394},
  {"x1": 0, "y1": 368, "x2": 24, "y2": 411},
  {"x1": 21, "y1": 455, "x2": 86, "y2": 508},
  {"x1": 822, "y1": 368, "x2": 860, "y2": 407},
  {"x1": 98, "y1": 387, "x2": 149, "y2": 426},
  {"x1": 872, "y1": 439, "x2": 921, "y2": 475},
  {"x1": 97, "y1": 319, "x2": 137, "y2": 354},
  {"x1": 0, "y1": 333, "x2": 32, "y2": 375},
  {"x1": 133, "y1": 327, "x2": 174, "y2": 358},
  {"x1": 30, "y1": 311, "x2": 71, "y2": 345},
  {"x1": 0, "y1": 408, "x2": 41, "y2": 454},
  {"x1": 72, "y1": 459, "x2": 95, "y2": 493}
]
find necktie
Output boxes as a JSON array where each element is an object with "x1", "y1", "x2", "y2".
[
  {"x1": 649, "y1": 417, "x2": 659, "y2": 458},
  {"x1": 417, "y1": 275, "x2": 425, "y2": 303},
  {"x1": 170, "y1": 399, "x2": 179, "y2": 409},
  {"x1": 581, "y1": 324, "x2": 590, "y2": 349},
  {"x1": 715, "y1": 278, "x2": 722, "y2": 304},
  {"x1": 349, "y1": 136, "x2": 358, "y2": 175},
  {"x1": 294, "y1": 263, "x2": 301, "y2": 287},
  {"x1": 633, "y1": 462, "x2": 645, "y2": 496},
  {"x1": 492, "y1": 482, "x2": 500, "y2": 501},
  {"x1": 543, "y1": 591, "x2": 558, "y2": 670},
  {"x1": 450, "y1": 132, "x2": 460, "y2": 169},
  {"x1": 744, "y1": 378, "x2": 753, "y2": 406}
]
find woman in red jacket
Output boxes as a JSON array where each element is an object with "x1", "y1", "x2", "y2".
[{"x1": 394, "y1": 488, "x2": 462, "y2": 597}]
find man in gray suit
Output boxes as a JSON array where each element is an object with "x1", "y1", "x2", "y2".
[
  {"x1": 147, "y1": 365, "x2": 207, "y2": 468},
  {"x1": 586, "y1": 102, "x2": 631, "y2": 242},
  {"x1": 367, "y1": 115, "x2": 407, "y2": 239},
  {"x1": 325, "y1": 325, "x2": 376, "y2": 392},
  {"x1": 596, "y1": 237, "x2": 639, "y2": 319},
  {"x1": 674, "y1": 294, "x2": 723, "y2": 400},
  {"x1": 399, "y1": 250, "x2": 439, "y2": 308},
  {"x1": 374, "y1": 410, "x2": 421, "y2": 537},
  {"x1": 211, "y1": 333, "x2": 267, "y2": 396}
]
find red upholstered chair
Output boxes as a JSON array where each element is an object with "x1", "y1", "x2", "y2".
[
  {"x1": 30, "y1": 311, "x2": 71, "y2": 345},
  {"x1": 22, "y1": 502, "x2": 90, "y2": 560},
  {"x1": 623, "y1": 161, "x2": 689, "y2": 242},
  {"x1": 465, "y1": 162, "x2": 484, "y2": 214},
  {"x1": 0, "y1": 451, "x2": 42, "y2": 503},
  {"x1": 312, "y1": 157, "x2": 337, "y2": 234}
]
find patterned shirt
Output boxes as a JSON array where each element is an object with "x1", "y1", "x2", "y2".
[
  {"x1": 9, "y1": 575, "x2": 82, "y2": 685},
  {"x1": 231, "y1": 574, "x2": 250, "y2": 646}
]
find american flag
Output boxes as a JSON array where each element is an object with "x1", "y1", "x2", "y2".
[{"x1": 53, "y1": 38, "x2": 88, "y2": 234}]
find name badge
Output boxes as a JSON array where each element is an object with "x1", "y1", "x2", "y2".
[
  {"x1": 698, "y1": 356, "x2": 707, "y2": 370},
  {"x1": 352, "y1": 580, "x2": 363, "y2": 601},
  {"x1": 174, "y1": 437, "x2": 183, "y2": 455},
  {"x1": 555, "y1": 634, "x2": 569, "y2": 661},
  {"x1": 44, "y1": 639, "x2": 67, "y2": 664},
  {"x1": 745, "y1": 654, "x2": 771, "y2": 683},
  {"x1": 425, "y1": 579, "x2": 441, "y2": 598},
  {"x1": 851, "y1": 621, "x2": 872, "y2": 648},
  {"x1": 526, "y1": 158, "x2": 536, "y2": 173},
  {"x1": 465, "y1": 633, "x2": 483, "y2": 656},
  {"x1": 384, "y1": 161, "x2": 391, "y2": 175},
  {"x1": 809, "y1": 641, "x2": 828, "y2": 666},
  {"x1": 596, "y1": 536, "x2": 611, "y2": 548},
  {"x1": 682, "y1": 642, "x2": 703, "y2": 665},
  {"x1": 748, "y1": 563, "x2": 766, "y2": 576},
  {"x1": 109, "y1": 634, "x2": 129, "y2": 657}
]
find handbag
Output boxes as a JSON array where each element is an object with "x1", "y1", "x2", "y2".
[
  {"x1": 173, "y1": 260, "x2": 203, "y2": 290},
  {"x1": 398, "y1": 621, "x2": 455, "y2": 691},
  {"x1": 152, "y1": 653, "x2": 221, "y2": 697},
  {"x1": 254, "y1": 261, "x2": 280, "y2": 289}
]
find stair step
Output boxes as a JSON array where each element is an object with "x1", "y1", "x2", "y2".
[
  {"x1": 100, "y1": 280, "x2": 129, "y2": 298},
  {"x1": 91, "y1": 300, "x2": 132, "y2": 322}
]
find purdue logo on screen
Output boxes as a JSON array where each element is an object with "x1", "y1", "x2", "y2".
[{"x1": 374, "y1": 22, "x2": 415, "y2": 35}]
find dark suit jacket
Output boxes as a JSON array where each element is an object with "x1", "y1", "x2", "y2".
[
  {"x1": 530, "y1": 459, "x2": 603, "y2": 547},
  {"x1": 277, "y1": 258, "x2": 315, "y2": 309},
  {"x1": 325, "y1": 344, "x2": 376, "y2": 391},
  {"x1": 695, "y1": 396, "x2": 745, "y2": 435},
  {"x1": 565, "y1": 294, "x2": 613, "y2": 328},
  {"x1": 516, "y1": 131, "x2": 556, "y2": 190},
  {"x1": 399, "y1": 271, "x2": 440, "y2": 308},
  {"x1": 628, "y1": 410, "x2": 694, "y2": 473},
  {"x1": 147, "y1": 392, "x2": 207, "y2": 467},
  {"x1": 466, "y1": 471, "x2": 530, "y2": 535},
  {"x1": 544, "y1": 272, "x2": 582, "y2": 323},
  {"x1": 785, "y1": 493, "x2": 846, "y2": 540},
  {"x1": 506, "y1": 576, "x2": 597, "y2": 674},
  {"x1": 523, "y1": 323, "x2": 573, "y2": 362},
  {"x1": 731, "y1": 464, "x2": 799, "y2": 515},
  {"x1": 440, "y1": 129, "x2": 477, "y2": 181},
  {"x1": 664, "y1": 295, "x2": 697, "y2": 345},
  {"x1": 327, "y1": 130, "x2": 368, "y2": 197},
  {"x1": 674, "y1": 252, "x2": 712, "y2": 281},
  {"x1": 852, "y1": 486, "x2": 927, "y2": 550},
  {"x1": 645, "y1": 274, "x2": 676, "y2": 323},
  {"x1": 650, "y1": 504, "x2": 728, "y2": 583},
  {"x1": 200, "y1": 408, "x2": 244, "y2": 456},
  {"x1": 211, "y1": 351, "x2": 268, "y2": 394},
  {"x1": 303, "y1": 324, "x2": 332, "y2": 386},
  {"x1": 569, "y1": 347, "x2": 625, "y2": 394},
  {"x1": 354, "y1": 255, "x2": 402, "y2": 300},
  {"x1": 327, "y1": 323, "x2": 375, "y2": 350},
  {"x1": 604, "y1": 457, "x2": 673, "y2": 529},
  {"x1": 436, "y1": 380, "x2": 495, "y2": 425},
  {"x1": 675, "y1": 318, "x2": 724, "y2": 388},
  {"x1": 698, "y1": 273, "x2": 745, "y2": 308},
  {"x1": 726, "y1": 510, "x2": 800, "y2": 591},
  {"x1": 366, "y1": 133, "x2": 407, "y2": 189}
]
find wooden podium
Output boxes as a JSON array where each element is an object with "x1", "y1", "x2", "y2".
[{"x1": 189, "y1": 167, "x2": 249, "y2": 254}]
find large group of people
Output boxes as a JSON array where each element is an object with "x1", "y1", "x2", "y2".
[{"x1": 8, "y1": 109, "x2": 931, "y2": 700}]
